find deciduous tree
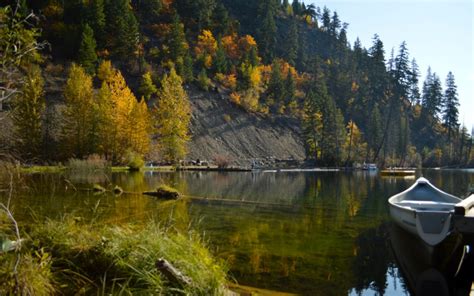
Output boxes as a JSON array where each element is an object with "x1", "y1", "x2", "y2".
[
  {"x1": 154, "y1": 68, "x2": 191, "y2": 163},
  {"x1": 13, "y1": 65, "x2": 45, "y2": 160},
  {"x1": 62, "y1": 64, "x2": 96, "y2": 158}
]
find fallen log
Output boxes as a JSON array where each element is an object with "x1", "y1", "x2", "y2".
[
  {"x1": 143, "y1": 185, "x2": 180, "y2": 200},
  {"x1": 156, "y1": 258, "x2": 193, "y2": 287}
]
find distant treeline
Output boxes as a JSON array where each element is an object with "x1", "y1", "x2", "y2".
[{"x1": 0, "y1": 0, "x2": 472, "y2": 167}]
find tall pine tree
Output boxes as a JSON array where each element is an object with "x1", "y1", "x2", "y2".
[
  {"x1": 443, "y1": 71, "x2": 459, "y2": 141},
  {"x1": 77, "y1": 24, "x2": 97, "y2": 74}
]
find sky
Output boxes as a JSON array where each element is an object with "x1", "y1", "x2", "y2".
[{"x1": 311, "y1": 0, "x2": 473, "y2": 131}]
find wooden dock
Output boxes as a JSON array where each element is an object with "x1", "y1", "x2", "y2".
[
  {"x1": 380, "y1": 169, "x2": 416, "y2": 176},
  {"x1": 454, "y1": 194, "x2": 474, "y2": 234}
]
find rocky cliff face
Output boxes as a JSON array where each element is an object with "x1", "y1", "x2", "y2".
[{"x1": 186, "y1": 87, "x2": 306, "y2": 166}]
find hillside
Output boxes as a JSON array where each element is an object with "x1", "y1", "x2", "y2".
[
  {"x1": 186, "y1": 87, "x2": 305, "y2": 165},
  {"x1": 1, "y1": 0, "x2": 472, "y2": 167}
]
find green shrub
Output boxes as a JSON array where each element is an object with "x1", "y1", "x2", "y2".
[{"x1": 127, "y1": 151, "x2": 145, "y2": 171}]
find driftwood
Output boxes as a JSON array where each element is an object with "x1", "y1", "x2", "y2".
[{"x1": 156, "y1": 258, "x2": 193, "y2": 287}]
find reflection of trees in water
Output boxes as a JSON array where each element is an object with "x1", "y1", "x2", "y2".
[
  {"x1": 175, "y1": 172, "x2": 308, "y2": 204},
  {"x1": 351, "y1": 222, "x2": 392, "y2": 295},
  {"x1": 15, "y1": 170, "x2": 474, "y2": 294},
  {"x1": 65, "y1": 170, "x2": 109, "y2": 185},
  {"x1": 423, "y1": 169, "x2": 474, "y2": 198}
]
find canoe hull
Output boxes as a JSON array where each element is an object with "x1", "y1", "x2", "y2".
[{"x1": 388, "y1": 177, "x2": 461, "y2": 246}]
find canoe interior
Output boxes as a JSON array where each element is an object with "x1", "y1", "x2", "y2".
[{"x1": 390, "y1": 182, "x2": 461, "y2": 206}]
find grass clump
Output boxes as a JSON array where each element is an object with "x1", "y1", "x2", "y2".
[
  {"x1": 0, "y1": 250, "x2": 55, "y2": 295},
  {"x1": 13, "y1": 217, "x2": 229, "y2": 295}
]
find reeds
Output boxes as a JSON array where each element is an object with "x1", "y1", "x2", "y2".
[{"x1": 66, "y1": 154, "x2": 110, "y2": 172}]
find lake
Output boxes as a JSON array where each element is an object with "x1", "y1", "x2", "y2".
[{"x1": 3, "y1": 169, "x2": 474, "y2": 295}]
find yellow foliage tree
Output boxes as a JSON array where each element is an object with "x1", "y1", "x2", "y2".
[
  {"x1": 62, "y1": 64, "x2": 96, "y2": 158},
  {"x1": 128, "y1": 98, "x2": 152, "y2": 156},
  {"x1": 344, "y1": 120, "x2": 367, "y2": 164},
  {"x1": 97, "y1": 60, "x2": 114, "y2": 82},
  {"x1": 237, "y1": 35, "x2": 257, "y2": 54},
  {"x1": 221, "y1": 34, "x2": 239, "y2": 60},
  {"x1": 154, "y1": 68, "x2": 191, "y2": 163},
  {"x1": 96, "y1": 61, "x2": 151, "y2": 162},
  {"x1": 195, "y1": 30, "x2": 217, "y2": 69},
  {"x1": 13, "y1": 65, "x2": 45, "y2": 159}
]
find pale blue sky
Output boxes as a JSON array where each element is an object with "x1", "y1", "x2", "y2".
[{"x1": 311, "y1": 0, "x2": 473, "y2": 131}]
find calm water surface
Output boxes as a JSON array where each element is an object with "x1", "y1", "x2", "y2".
[{"x1": 3, "y1": 169, "x2": 474, "y2": 295}]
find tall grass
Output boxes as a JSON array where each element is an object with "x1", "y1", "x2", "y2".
[
  {"x1": 66, "y1": 154, "x2": 110, "y2": 172},
  {"x1": 2, "y1": 217, "x2": 229, "y2": 295}
]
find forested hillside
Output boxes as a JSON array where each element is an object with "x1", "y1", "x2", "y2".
[{"x1": 1, "y1": 0, "x2": 472, "y2": 167}]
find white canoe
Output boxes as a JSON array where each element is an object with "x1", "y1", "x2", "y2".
[{"x1": 388, "y1": 177, "x2": 462, "y2": 246}]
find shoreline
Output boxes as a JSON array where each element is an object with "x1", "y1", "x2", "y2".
[{"x1": 15, "y1": 165, "x2": 474, "y2": 174}]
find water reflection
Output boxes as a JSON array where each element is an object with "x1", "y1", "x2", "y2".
[
  {"x1": 2, "y1": 169, "x2": 473, "y2": 295},
  {"x1": 389, "y1": 225, "x2": 474, "y2": 296}
]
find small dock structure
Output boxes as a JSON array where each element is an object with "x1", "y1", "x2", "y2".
[
  {"x1": 380, "y1": 169, "x2": 415, "y2": 177},
  {"x1": 454, "y1": 194, "x2": 474, "y2": 237}
]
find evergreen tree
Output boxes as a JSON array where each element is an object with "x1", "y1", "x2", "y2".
[
  {"x1": 175, "y1": 0, "x2": 216, "y2": 31},
  {"x1": 409, "y1": 58, "x2": 421, "y2": 105},
  {"x1": 302, "y1": 89, "x2": 323, "y2": 160},
  {"x1": 367, "y1": 104, "x2": 383, "y2": 161},
  {"x1": 368, "y1": 34, "x2": 387, "y2": 108},
  {"x1": 422, "y1": 69, "x2": 443, "y2": 120},
  {"x1": 256, "y1": 0, "x2": 277, "y2": 64},
  {"x1": 77, "y1": 24, "x2": 97, "y2": 74},
  {"x1": 87, "y1": 0, "x2": 106, "y2": 48},
  {"x1": 284, "y1": 71, "x2": 296, "y2": 105},
  {"x1": 321, "y1": 7, "x2": 331, "y2": 31},
  {"x1": 394, "y1": 41, "x2": 411, "y2": 98},
  {"x1": 443, "y1": 71, "x2": 459, "y2": 141},
  {"x1": 292, "y1": 0, "x2": 302, "y2": 16},
  {"x1": 296, "y1": 28, "x2": 307, "y2": 71},
  {"x1": 105, "y1": 0, "x2": 139, "y2": 59},
  {"x1": 212, "y1": 3, "x2": 231, "y2": 36},
  {"x1": 284, "y1": 18, "x2": 298, "y2": 66},
  {"x1": 267, "y1": 60, "x2": 285, "y2": 107},
  {"x1": 168, "y1": 14, "x2": 192, "y2": 80},
  {"x1": 154, "y1": 68, "x2": 191, "y2": 163},
  {"x1": 329, "y1": 11, "x2": 341, "y2": 36},
  {"x1": 136, "y1": 0, "x2": 162, "y2": 23},
  {"x1": 13, "y1": 65, "x2": 45, "y2": 160}
]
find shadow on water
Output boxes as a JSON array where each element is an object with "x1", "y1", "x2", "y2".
[{"x1": 389, "y1": 224, "x2": 474, "y2": 296}]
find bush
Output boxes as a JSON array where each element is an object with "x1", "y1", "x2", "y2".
[
  {"x1": 223, "y1": 114, "x2": 231, "y2": 123},
  {"x1": 213, "y1": 154, "x2": 232, "y2": 168},
  {"x1": 215, "y1": 73, "x2": 237, "y2": 90},
  {"x1": 197, "y1": 69, "x2": 210, "y2": 91},
  {"x1": 127, "y1": 151, "x2": 145, "y2": 171}
]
